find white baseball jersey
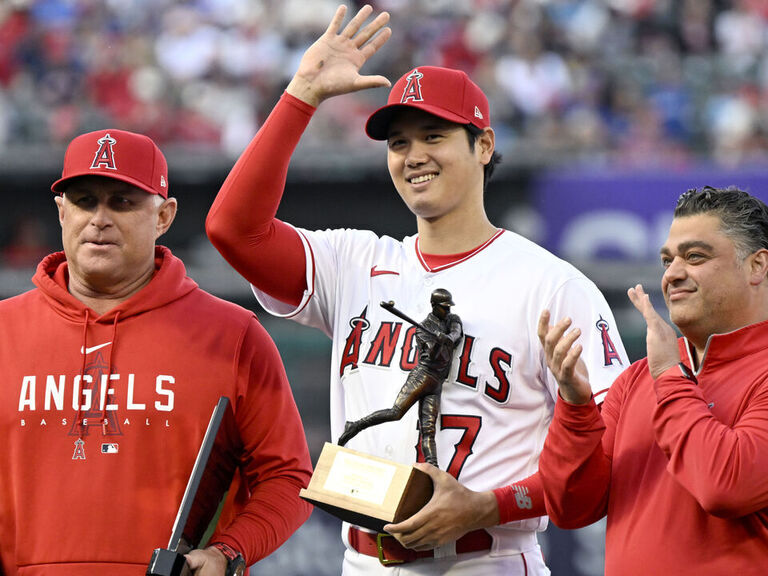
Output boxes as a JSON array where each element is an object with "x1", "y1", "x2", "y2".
[{"x1": 253, "y1": 227, "x2": 627, "y2": 574}]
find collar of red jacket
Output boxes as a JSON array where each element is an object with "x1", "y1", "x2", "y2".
[
  {"x1": 32, "y1": 245, "x2": 198, "y2": 323},
  {"x1": 682, "y1": 318, "x2": 768, "y2": 371}
]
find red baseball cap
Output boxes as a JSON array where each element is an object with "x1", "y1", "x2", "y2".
[
  {"x1": 51, "y1": 129, "x2": 169, "y2": 198},
  {"x1": 365, "y1": 66, "x2": 490, "y2": 140}
]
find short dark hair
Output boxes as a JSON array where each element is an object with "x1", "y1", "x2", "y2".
[
  {"x1": 465, "y1": 124, "x2": 501, "y2": 190},
  {"x1": 675, "y1": 185, "x2": 768, "y2": 259}
]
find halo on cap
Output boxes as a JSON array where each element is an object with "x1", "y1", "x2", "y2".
[
  {"x1": 51, "y1": 129, "x2": 169, "y2": 198},
  {"x1": 366, "y1": 66, "x2": 490, "y2": 141}
]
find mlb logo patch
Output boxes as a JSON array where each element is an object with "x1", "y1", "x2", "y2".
[{"x1": 101, "y1": 443, "x2": 119, "y2": 454}]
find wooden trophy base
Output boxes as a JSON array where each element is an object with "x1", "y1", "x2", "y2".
[{"x1": 300, "y1": 443, "x2": 433, "y2": 532}]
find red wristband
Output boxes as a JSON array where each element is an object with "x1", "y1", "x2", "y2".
[{"x1": 493, "y1": 473, "x2": 546, "y2": 523}]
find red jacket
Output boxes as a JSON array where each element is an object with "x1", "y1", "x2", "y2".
[
  {"x1": 540, "y1": 321, "x2": 768, "y2": 575},
  {"x1": 0, "y1": 247, "x2": 312, "y2": 575}
]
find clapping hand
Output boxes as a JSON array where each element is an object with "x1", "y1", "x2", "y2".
[{"x1": 537, "y1": 310, "x2": 592, "y2": 405}]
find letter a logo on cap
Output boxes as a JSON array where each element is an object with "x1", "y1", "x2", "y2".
[
  {"x1": 401, "y1": 69, "x2": 425, "y2": 103},
  {"x1": 91, "y1": 133, "x2": 118, "y2": 171}
]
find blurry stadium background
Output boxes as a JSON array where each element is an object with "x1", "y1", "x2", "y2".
[{"x1": 2, "y1": 0, "x2": 768, "y2": 574}]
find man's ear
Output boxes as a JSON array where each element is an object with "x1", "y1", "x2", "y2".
[
  {"x1": 749, "y1": 248, "x2": 768, "y2": 285},
  {"x1": 54, "y1": 194, "x2": 65, "y2": 227},
  {"x1": 155, "y1": 197, "x2": 178, "y2": 240},
  {"x1": 478, "y1": 127, "x2": 495, "y2": 165}
]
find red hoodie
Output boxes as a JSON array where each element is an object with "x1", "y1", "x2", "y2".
[{"x1": 0, "y1": 246, "x2": 312, "y2": 575}]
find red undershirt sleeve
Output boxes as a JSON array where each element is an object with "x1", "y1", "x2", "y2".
[
  {"x1": 206, "y1": 92, "x2": 316, "y2": 307},
  {"x1": 492, "y1": 472, "x2": 546, "y2": 523}
]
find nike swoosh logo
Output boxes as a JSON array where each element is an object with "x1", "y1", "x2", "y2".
[
  {"x1": 371, "y1": 266, "x2": 400, "y2": 277},
  {"x1": 81, "y1": 342, "x2": 112, "y2": 355}
]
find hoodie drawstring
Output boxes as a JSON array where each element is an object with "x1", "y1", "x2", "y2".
[
  {"x1": 101, "y1": 311, "x2": 120, "y2": 434},
  {"x1": 75, "y1": 309, "x2": 120, "y2": 438},
  {"x1": 75, "y1": 309, "x2": 90, "y2": 439}
]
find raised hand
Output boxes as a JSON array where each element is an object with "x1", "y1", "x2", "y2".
[
  {"x1": 627, "y1": 284, "x2": 681, "y2": 379},
  {"x1": 286, "y1": 4, "x2": 392, "y2": 107},
  {"x1": 537, "y1": 310, "x2": 592, "y2": 405}
]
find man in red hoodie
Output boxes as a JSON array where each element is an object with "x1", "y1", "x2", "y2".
[
  {"x1": 538, "y1": 186, "x2": 768, "y2": 575},
  {"x1": 0, "y1": 128, "x2": 313, "y2": 575}
]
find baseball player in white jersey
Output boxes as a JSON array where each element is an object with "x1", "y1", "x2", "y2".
[{"x1": 206, "y1": 5, "x2": 628, "y2": 575}]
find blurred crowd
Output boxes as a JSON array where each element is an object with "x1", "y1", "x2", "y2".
[{"x1": 1, "y1": 0, "x2": 768, "y2": 168}]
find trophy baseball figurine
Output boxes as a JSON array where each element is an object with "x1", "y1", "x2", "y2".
[{"x1": 337, "y1": 288, "x2": 463, "y2": 468}]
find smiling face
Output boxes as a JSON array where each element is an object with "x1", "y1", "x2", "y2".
[
  {"x1": 386, "y1": 108, "x2": 493, "y2": 223},
  {"x1": 660, "y1": 213, "x2": 766, "y2": 347},
  {"x1": 55, "y1": 175, "x2": 177, "y2": 298}
]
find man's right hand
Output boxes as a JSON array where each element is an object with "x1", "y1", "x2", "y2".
[
  {"x1": 537, "y1": 310, "x2": 592, "y2": 405},
  {"x1": 286, "y1": 4, "x2": 392, "y2": 108}
]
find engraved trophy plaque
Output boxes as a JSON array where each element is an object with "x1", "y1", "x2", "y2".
[{"x1": 300, "y1": 442, "x2": 433, "y2": 532}]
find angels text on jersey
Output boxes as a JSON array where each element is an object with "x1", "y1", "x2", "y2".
[{"x1": 339, "y1": 306, "x2": 622, "y2": 405}]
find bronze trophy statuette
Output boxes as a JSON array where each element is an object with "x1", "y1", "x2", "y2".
[{"x1": 299, "y1": 289, "x2": 463, "y2": 531}]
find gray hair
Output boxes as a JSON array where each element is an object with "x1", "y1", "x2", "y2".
[{"x1": 674, "y1": 185, "x2": 768, "y2": 260}]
